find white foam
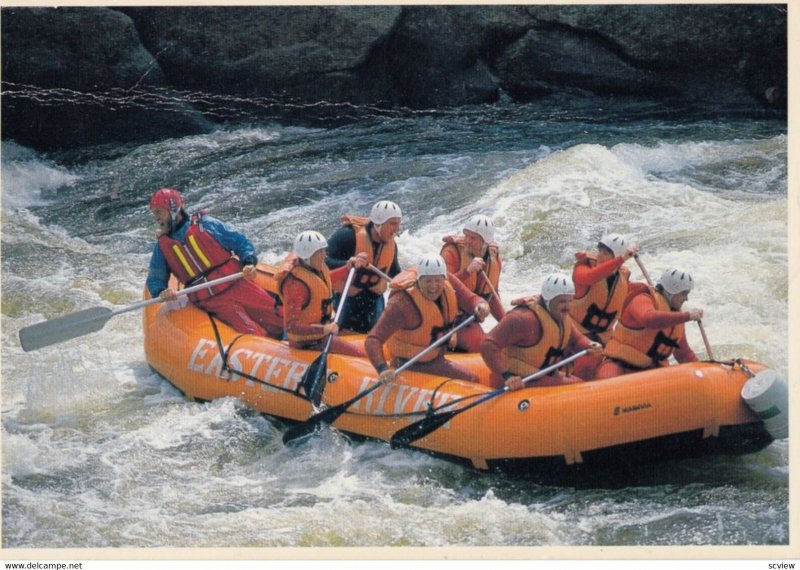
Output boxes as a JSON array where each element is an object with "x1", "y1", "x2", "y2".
[{"x1": 1, "y1": 141, "x2": 81, "y2": 211}]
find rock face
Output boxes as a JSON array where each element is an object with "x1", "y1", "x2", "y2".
[
  {"x1": 1, "y1": 5, "x2": 787, "y2": 151},
  {"x1": 1, "y1": 7, "x2": 211, "y2": 151}
]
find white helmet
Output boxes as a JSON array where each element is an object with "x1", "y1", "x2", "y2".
[
  {"x1": 658, "y1": 268, "x2": 694, "y2": 295},
  {"x1": 416, "y1": 254, "x2": 448, "y2": 278},
  {"x1": 293, "y1": 230, "x2": 328, "y2": 262},
  {"x1": 598, "y1": 233, "x2": 627, "y2": 258},
  {"x1": 369, "y1": 200, "x2": 402, "y2": 225},
  {"x1": 463, "y1": 214, "x2": 495, "y2": 244},
  {"x1": 540, "y1": 273, "x2": 575, "y2": 302}
]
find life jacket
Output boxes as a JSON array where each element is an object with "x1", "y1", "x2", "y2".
[
  {"x1": 440, "y1": 235, "x2": 501, "y2": 300},
  {"x1": 339, "y1": 215, "x2": 396, "y2": 296},
  {"x1": 503, "y1": 296, "x2": 573, "y2": 377},
  {"x1": 603, "y1": 284, "x2": 685, "y2": 369},
  {"x1": 158, "y1": 213, "x2": 241, "y2": 303},
  {"x1": 275, "y1": 254, "x2": 334, "y2": 344},
  {"x1": 386, "y1": 281, "x2": 459, "y2": 364},
  {"x1": 570, "y1": 252, "x2": 630, "y2": 344}
]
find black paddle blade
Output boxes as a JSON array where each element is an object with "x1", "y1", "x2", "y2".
[
  {"x1": 282, "y1": 381, "x2": 384, "y2": 445},
  {"x1": 300, "y1": 354, "x2": 327, "y2": 409},
  {"x1": 282, "y1": 403, "x2": 343, "y2": 445},
  {"x1": 19, "y1": 306, "x2": 112, "y2": 352},
  {"x1": 390, "y1": 410, "x2": 459, "y2": 449}
]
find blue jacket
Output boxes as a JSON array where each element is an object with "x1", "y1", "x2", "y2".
[{"x1": 146, "y1": 213, "x2": 259, "y2": 297}]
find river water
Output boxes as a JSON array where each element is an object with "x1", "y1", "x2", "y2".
[{"x1": 1, "y1": 99, "x2": 789, "y2": 549}]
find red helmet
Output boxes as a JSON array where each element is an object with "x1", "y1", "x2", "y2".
[{"x1": 149, "y1": 188, "x2": 183, "y2": 213}]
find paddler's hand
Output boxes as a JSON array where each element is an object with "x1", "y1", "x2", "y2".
[
  {"x1": 687, "y1": 308, "x2": 704, "y2": 322},
  {"x1": 348, "y1": 252, "x2": 369, "y2": 270},
  {"x1": 474, "y1": 301, "x2": 491, "y2": 322},
  {"x1": 322, "y1": 323, "x2": 340, "y2": 336},
  {"x1": 623, "y1": 245, "x2": 639, "y2": 261},
  {"x1": 158, "y1": 288, "x2": 178, "y2": 302},
  {"x1": 467, "y1": 257, "x2": 486, "y2": 275},
  {"x1": 586, "y1": 341, "x2": 602, "y2": 355},
  {"x1": 378, "y1": 367, "x2": 397, "y2": 384},
  {"x1": 242, "y1": 264, "x2": 257, "y2": 280},
  {"x1": 504, "y1": 375, "x2": 524, "y2": 391}
]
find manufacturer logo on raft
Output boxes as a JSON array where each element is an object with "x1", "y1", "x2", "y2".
[{"x1": 613, "y1": 402, "x2": 653, "y2": 416}]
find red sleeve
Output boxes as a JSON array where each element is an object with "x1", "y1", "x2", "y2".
[
  {"x1": 673, "y1": 332, "x2": 699, "y2": 363},
  {"x1": 573, "y1": 256, "x2": 624, "y2": 295},
  {"x1": 568, "y1": 323, "x2": 594, "y2": 353},
  {"x1": 329, "y1": 264, "x2": 351, "y2": 290},
  {"x1": 479, "y1": 309, "x2": 540, "y2": 377},
  {"x1": 624, "y1": 293, "x2": 691, "y2": 329},
  {"x1": 449, "y1": 273, "x2": 483, "y2": 315},
  {"x1": 365, "y1": 292, "x2": 419, "y2": 370},
  {"x1": 282, "y1": 276, "x2": 325, "y2": 338}
]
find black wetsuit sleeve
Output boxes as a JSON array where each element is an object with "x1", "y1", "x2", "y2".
[{"x1": 325, "y1": 226, "x2": 356, "y2": 269}]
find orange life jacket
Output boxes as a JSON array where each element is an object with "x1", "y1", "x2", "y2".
[
  {"x1": 386, "y1": 281, "x2": 459, "y2": 363},
  {"x1": 603, "y1": 285, "x2": 685, "y2": 369},
  {"x1": 275, "y1": 255, "x2": 334, "y2": 344},
  {"x1": 570, "y1": 252, "x2": 630, "y2": 344},
  {"x1": 339, "y1": 215, "x2": 396, "y2": 296},
  {"x1": 158, "y1": 213, "x2": 241, "y2": 303},
  {"x1": 503, "y1": 297, "x2": 573, "y2": 376},
  {"x1": 440, "y1": 235, "x2": 501, "y2": 299}
]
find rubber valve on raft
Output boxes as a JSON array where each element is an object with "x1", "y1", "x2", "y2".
[{"x1": 741, "y1": 369, "x2": 789, "y2": 440}]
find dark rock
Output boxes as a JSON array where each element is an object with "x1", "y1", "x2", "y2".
[
  {"x1": 1, "y1": 7, "x2": 211, "y2": 151},
  {"x1": 122, "y1": 6, "x2": 401, "y2": 108},
  {"x1": 0, "y1": 5, "x2": 787, "y2": 152}
]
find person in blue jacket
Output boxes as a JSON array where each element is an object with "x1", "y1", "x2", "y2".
[{"x1": 146, "y1": 187, "x2": 282, "y2": 337}]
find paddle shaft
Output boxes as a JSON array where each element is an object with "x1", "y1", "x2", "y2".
[
  {"x1": 115, "y1": 271, "x2": 245, "y2": 317},
  {"x1": 633, "y1": 254, "x2": 654, "y2": 287},
  {"x1": 320, "y1": 266, "x2": 358, "y2": 352},
  {"x1": 303, "y1": 268, "x2": 358, "y2": 407},
  {"x1": 697, "y1": 320, "x2": 715, "y2": 360},
  {"x1": 368, "y1": 264, "x2": 392, "y2": 282},
  {"x1": 479, "y1": 269, "x2": 500, "y2": 300}
]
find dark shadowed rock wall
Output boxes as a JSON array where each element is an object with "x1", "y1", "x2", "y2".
[{"x1": 1, "y1": 5, "x2": 787, "y2": 151}]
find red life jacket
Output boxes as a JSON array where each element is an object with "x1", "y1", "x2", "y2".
[{"x1": 158, "y1": 213, "x2": 242, "y2": 303}]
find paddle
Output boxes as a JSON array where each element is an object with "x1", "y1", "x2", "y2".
[
  {"x1": 635, "y1": 255, "x2": 714, "y2": 359},
  {"x1": 282, "y1": 314, "x2": 478, "y2": 445},
  {"x1": 697, "y1": 320, "x2": 715, "y2": 360},
  {"x1": 299, "y1": 267, "x2": 358, "y2": 408},
  {"x1": 633, "y1": 254, "x2": 653, "y2": 287},
  {"x1": 390, "y1": 349, "x2": 589, "y2": 449},
  {"x1": 18, "y1": 272, "x2": 245, "y2": 352},
  {"x1": 368, "y1": 263, "x2": 392, "y2": 282}
]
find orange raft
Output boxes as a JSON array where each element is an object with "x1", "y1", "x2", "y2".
[{"x1": 143, "y1": 264, "x2": 778, "y2": 478}]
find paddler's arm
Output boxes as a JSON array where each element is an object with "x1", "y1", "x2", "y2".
[
  {"x1": 673, "y1": 334, "x2": 699, "y2": 363},
  {"x1": 573, "y1": 256, "x2": 625, "y2": 288},
  {"x1": 479, "y1": 309, "x2": 540, "y2": 390},
  {"x1": 365, "y1": 293, "x2": 417, "y2": 380},
  {"x1": 625, "y1": 294, "x2": 694, "y2": 329},
  {"x1": 449, "y1": 273, "x2": 490, "y2": 321},
  {"x1": 146, "y1": 243, "x2": 171, "y2": 298},
  {"x1": 201, "y1": 216, "x2": 259, "y2": 267}
]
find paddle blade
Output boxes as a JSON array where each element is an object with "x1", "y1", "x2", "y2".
[
  {"x1": 19, "y1": 306, "x2": 112, "y2": 352},
  {"x1": 390, "y1": 410, "x2": 459, "y2": 449},
  {"x1": 282, "y1": 403, "x2": 344, "y2": 445},
  {"x1": 300, "y1": 354, "x2": 327, "y2": 408}
]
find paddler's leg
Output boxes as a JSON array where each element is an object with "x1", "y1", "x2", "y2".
[
  {"x1": 572, "y1": 351, "x2": 603, "y2": 380},
  {"x1": 593, "y1": 357, "x2": 636, "y2": 380}
]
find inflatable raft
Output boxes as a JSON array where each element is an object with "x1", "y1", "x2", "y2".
[{"x1": 142, "y1": 265, "x2": 786, "y2": 479}]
